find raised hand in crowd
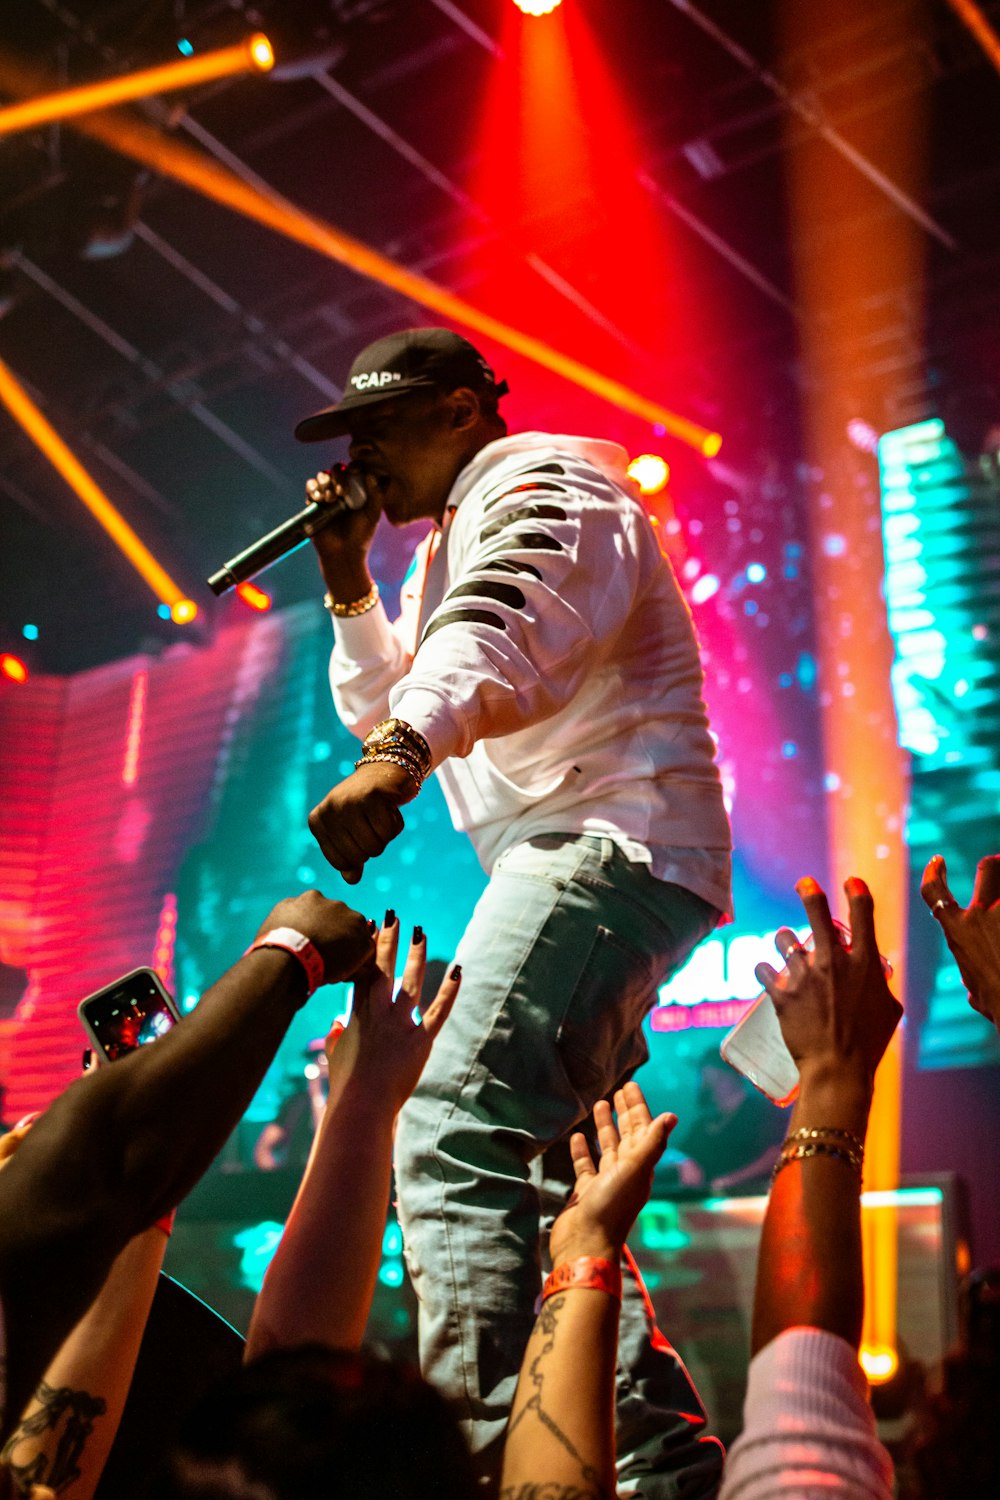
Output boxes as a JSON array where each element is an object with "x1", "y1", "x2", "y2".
[
  {"x1": 246, "y1": 914, "x2": 459, "y2": 1359},
  {"x1": 0, "y1": 891, "x2": 372, "y2": 1442},
  {"x1": 921, "y1": 853, "x2": 1000, "y2": 1034},
  {"x1": 719, "y1": 876, "x2": 900, "y2": 1500},
  {"x1": 751, "y1": 875, "x2": 901, "y2": 1352},
  {"x1": 500, "y1": 1082, "x2": 676, "y2": 1500}
]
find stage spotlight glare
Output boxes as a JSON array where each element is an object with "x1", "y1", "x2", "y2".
[
  {"x1": 627, "y1": 453, "x2": 670, "y2": 495},
  {"x1": 859, "y1": 1345, "x2": 899, "y2": 1385},
  {"x1": 236, "y1": 581, "x2": 272, "y2": 612},
  {"x1": 0, "y1": 34, "x2": 274, "y2": 139},
  {"x1": 170, "y1": 599, "x2": 199, "y2": 625},
  {"x1": 1, "y1": 653, "x2": 29, "y2": 684},
  {"x1": 513, "y1": 0, "x2": 564, "y2": 15},
  {"x1": 702, "y1": 432, "x2": 723, "y2": 458},
  {"x1": 249, "y1": 34, "x2": 275, "y2": 72}
]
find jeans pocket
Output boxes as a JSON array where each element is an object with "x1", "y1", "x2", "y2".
[{"x1": 555, "y1": 923, "x2": 658, "y2": 1107}]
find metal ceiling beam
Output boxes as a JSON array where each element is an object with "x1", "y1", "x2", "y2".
[
  {"x1": 425, "y1": 0, "x2": 503, "y2": 59},
  {"x1": 13, "y1": 252, "x2": 296, "y2": 492},
  {"x1": 666, "y1": 0, "x2": 958, "y2": 251},
  {"x1": 133, "y1": 221, "x2": 342, "y2": 401}
]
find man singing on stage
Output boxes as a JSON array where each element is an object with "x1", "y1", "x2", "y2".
[{"x1": 297, "y1": 328, "x2": 732, "y2": 1496}]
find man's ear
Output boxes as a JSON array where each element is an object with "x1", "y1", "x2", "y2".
[{"x1": 446, "y1": 386, "x2": 480, "y2": 432}]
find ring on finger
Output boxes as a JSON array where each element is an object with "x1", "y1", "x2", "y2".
[
  {"x1": 932, "y1": 897, "x2": 956, "y2": 917},
  {"x1": 784, "y1": 941, "x2": 807, "y2": 959}
]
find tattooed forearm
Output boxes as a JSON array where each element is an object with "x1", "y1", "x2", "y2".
[
  {"x1": 1, "y1": 1377, "x2": 106, "y2": 1493},
  {"x1": 499, "y1": 1486, "x2": 605, "y2": 1500},
  {"x1": 503, "y1": 1296, "x2": 610, "y2": 1500}
]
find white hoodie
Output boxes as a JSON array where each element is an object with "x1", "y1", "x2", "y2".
[{"x1": 329, "y1": 432, "x2": 732, "y2": 914}]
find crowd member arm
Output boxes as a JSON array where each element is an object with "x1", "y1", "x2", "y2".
[
  {"x1": 718, "y1": 876, "x2": 900, "y2": 1500},
  {"x1": 0, "y1": 891, "x2": 372, "y2": 1440},
  {"x1": 921, "y1": 852, "x2": 1000, "y2": 1035},
  {"x1": 245, "y1": 918, "x2": 458, "y2": 1358},
  {"x1": 499, "y1": 1081, "x2": 677, "y2": 1500},
  {"x1": 1, "y1": 1217, "x2": 168, "y2": 1499}
]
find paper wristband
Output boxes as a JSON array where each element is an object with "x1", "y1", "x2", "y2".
[
  {"x1": 541, "y1": 1256, "x2": 623, "y2": 1306},
  {"x1": 248, "y1": 927, "x2": 325, "y2": 998}
]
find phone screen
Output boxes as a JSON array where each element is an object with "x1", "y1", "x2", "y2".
[{"x1": 79, "y1": 969, "x2": 179, "y2": 1062}]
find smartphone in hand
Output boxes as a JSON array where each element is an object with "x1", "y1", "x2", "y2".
[{"x1": 78, "y1": 967, "x2": 181, "y2": 1063}]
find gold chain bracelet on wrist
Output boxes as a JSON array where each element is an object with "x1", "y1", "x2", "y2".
[
  {"x1": 772, "y1": 1138, "x2": 864, "y2": 1183},
  {"x1": 324, "y1": 581, "x2": 379, "y2": 617},
  {"x1": 785, "y1": 1125, "x2": 865, "y2": 1153},
  {"x1": 354, "y1": 750, "x2": 425, "y2": 790},
  {"x1": 361, "y1": 718, "x2": 432, "y2": 774}
]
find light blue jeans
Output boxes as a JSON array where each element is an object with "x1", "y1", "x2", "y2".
[{"x1": 395, "y1": 834, "x2": 724, "y2": 1496}]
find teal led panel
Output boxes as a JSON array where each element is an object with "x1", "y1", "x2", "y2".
[{"x1": 878, "y1": 420, "x2": 1000, "y2": 1068}]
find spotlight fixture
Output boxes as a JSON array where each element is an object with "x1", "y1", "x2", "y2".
[
  {"x1": 0, "y1": 653, "x2": 29, "y2": 684},
  {"x1": 236, "y1": 580, "x2": 273, "y2": 612},
  {"x1": 513, "y1": 0, "x2": 564, "y2": 15},
  {"x1": 859, "y1": 1345, "x2": 900, "y2": 1385},
  {"x1": 627, "y1": 454, "x2": 670, "y2": 496}
]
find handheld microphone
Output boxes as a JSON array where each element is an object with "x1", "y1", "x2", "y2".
[{"x1": 207, "y1": 466, "x2": 368, "y2": 596}]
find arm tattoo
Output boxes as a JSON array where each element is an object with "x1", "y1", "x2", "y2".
[
  {"x1": 1, "y1": 1377, "x2": 107, "y2": 1493},
  {"x1": 503, "y1": 1296, "x2": 608, "y2": 1500},
  {"x1": 499, "y1": 1486, "x2": 604, "y2": 1500}
]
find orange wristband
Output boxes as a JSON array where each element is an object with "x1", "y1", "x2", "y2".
[{"x1": 541, "y1": 1255, "x2": 622, "y2": 1305}]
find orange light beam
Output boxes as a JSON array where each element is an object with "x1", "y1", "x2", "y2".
[
  {"x1": 946, "y1": 0, "x2": 1000, "y2": 75},
  {"x1": 0, "y1": 356, "x2": 195, "y2": 618},
  {"x1": 0, "y1": 49, "x2": 718, "y2": 455},
  {"x1": 0, "y1": 35, "x2": 273, "y2": 139}
]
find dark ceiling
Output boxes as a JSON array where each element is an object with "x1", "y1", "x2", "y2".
[{"x1": 2, "y1": 0, "x2": 999, "y2": 673}]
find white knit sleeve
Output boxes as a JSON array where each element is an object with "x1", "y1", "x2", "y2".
[{"x1": 719, "y1": 1328, "x2": 894, "y2": 1500}]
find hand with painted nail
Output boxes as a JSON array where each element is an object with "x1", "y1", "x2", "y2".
[
  {"x1": 921, "y1": 853, "x2": 1000, "y2": 1032},
  {"x1": 246, "y1": 920, "x2": 460, "y2": 1358},
  {"x1": 327, "y1": 912, "x2": 461, "y2": 1114},
  {"x1": 754, "y1": 876, "x2": 902, "y2": 1098}
]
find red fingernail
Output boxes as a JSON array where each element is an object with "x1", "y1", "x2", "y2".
[{"x1": 796, "y1": 876, "x2": 822, "y2": 897}]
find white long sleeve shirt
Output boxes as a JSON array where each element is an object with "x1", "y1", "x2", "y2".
[
  {"x1": 329, "y1": 432, "x2": 731, "y2": 914},
  {"x1": 719, "y1": 1329, "x2": 895, "y2": 1500}
]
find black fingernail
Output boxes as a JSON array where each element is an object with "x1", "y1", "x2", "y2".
[
  {"x1": 367, "y1": 918, "x2": 377, "y2": 934},
  {"x1": 450, "y1": 963, "x2": 462, "y2": 981},
  {"x1": 412, "y1": 925, "x2": 425, "y2": 945},
  {"x1": 383, "y1": 908, "x2": 396, "y2": 928},
  {"x1": 82, "y1": 1048, "x2": 92, "y2": 1070}
]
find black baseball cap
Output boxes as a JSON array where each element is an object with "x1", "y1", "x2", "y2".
[{"x1": 294, "y1": 327, "x2": 509, "y2": 443}]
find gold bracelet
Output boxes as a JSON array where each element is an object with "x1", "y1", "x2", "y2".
[
  {"x1": 785, "y1": 1126, "x2": 865, "y2": 1156},
  {"x1": 355, "y1": 751, "x2": 425, "y2": 790},
  {"x1": 772, "y1": 1140, "x2": 863, "y2": 1182},
  {"x1": 324, "y1": 581, "x2": 379, "y2": 617},
  {"x1": 362, "y1": 717, "x2": 432, "y2": 775}
]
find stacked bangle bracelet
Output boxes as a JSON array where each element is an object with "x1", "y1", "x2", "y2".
[
  {"x1": 356, "y1": 716, "x2": 433, "y2": 792},
  {"x1": 324, "y1": 581, "x2": 380, "y2": 617},
  {"x1": 772, "y1": 1125, "x2": 865, "y2": 1184}
]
